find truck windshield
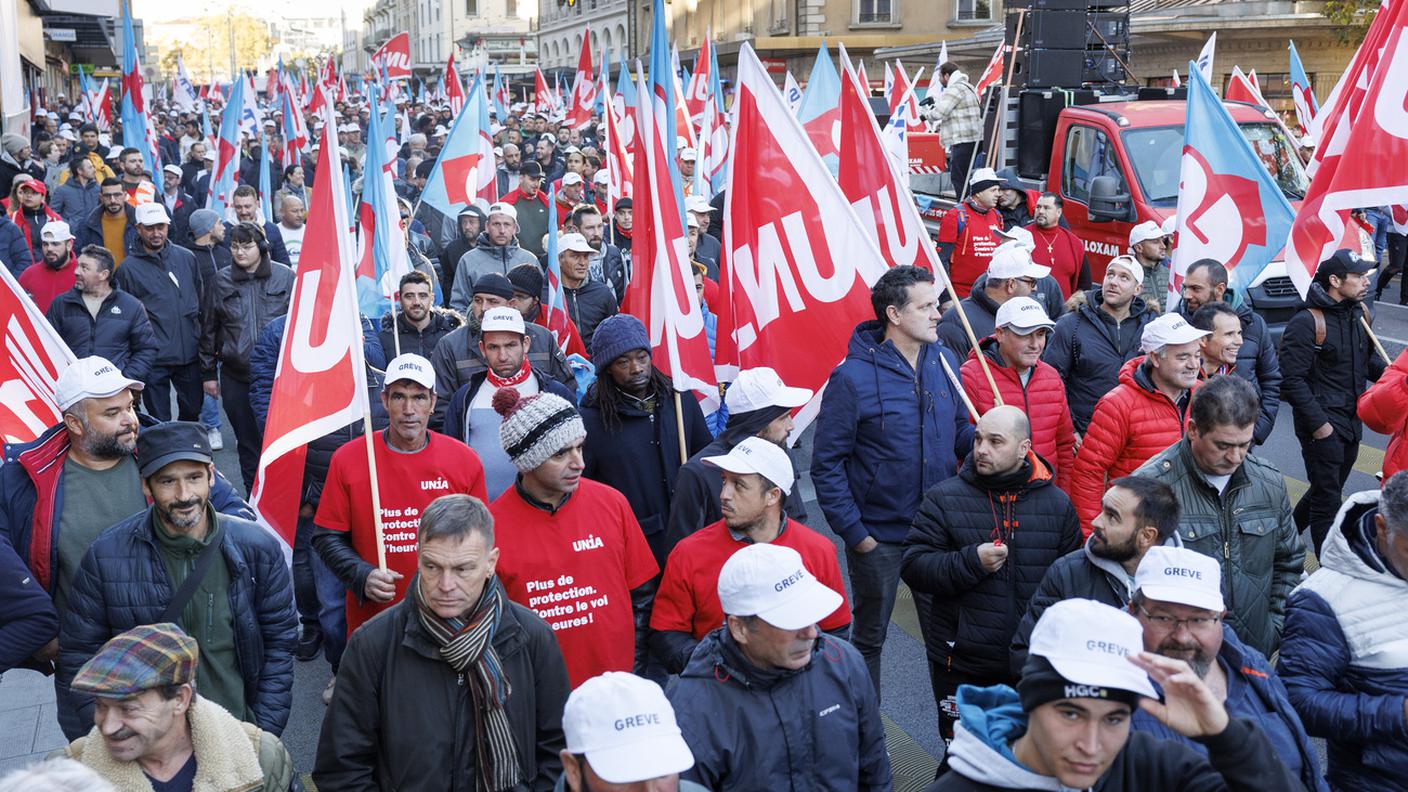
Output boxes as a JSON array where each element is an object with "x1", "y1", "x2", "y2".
[{"x1": 1121, "y1": 122, "x2": 1309, "y2": 206}]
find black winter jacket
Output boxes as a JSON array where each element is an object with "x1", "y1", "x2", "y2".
[
  {"x1": 1180, "y1": 294, "x2": 1283, "y2": 444},
  {"x1": 1008, "y1": 532, "x2": 1183, "y2": 677},
  {"x1": 113, "y1": 242, "x2": 206, "y2": 368},
  {"x1": 669, "y1": 630, "x2": 892, "y2": 791},
  {"x1": 563, "y1": 280, "x2": 618, "y2": 355},
  {"x1": 580, "y1": 383, "x2": 713, "y2": 565},
  {"x1": 1280, "y1": 283, "x2": 1386, "y2": 441},
  {"x1": 200, "y1": 257, "x2": 295, "y2": 380},
  {"x1": 313, "y1": 594, "x2": 569, "y2": 792},
  {"x1": 189, "y1": 241, "x2": 233, "y2": 277},
  {"x1": 937, "y1": 288, "x2": 1000, "y2": 362},
  {"x1": 58, "y1": 508, "x2": 297, "y2": 736},
  {"x1": 901, "y1": 454, "x2": 1081, "y2": 679},
  {"x1": 377, "y1": 307, "x2": 463, "y2": 360},
  {"x1": 1042, "y1": 289, "x2": 1153, "y2": 433},
  {"x1": 45, "y1": 288, "x2": 159, "y2": 383},
  {"x1": 0, "y1": 213, "x2": 33, "y2": 275}
]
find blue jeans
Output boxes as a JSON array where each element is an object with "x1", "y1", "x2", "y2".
[
  {"x1": 845, "y1": 539, "x2": 907, "y2": 704},
  {"x1": 201, "y1": 392, "x2": 221, "y2": 430},
  {"x1": 313, "y1": 549, "x2": 348, "y2": 671}
]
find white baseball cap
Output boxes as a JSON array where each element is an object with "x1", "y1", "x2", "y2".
[
  {"x1": 55, "y1": 356, "x2": 144, "y2": 411},
  {"x1": 383, "y1": 353, "x2": 436, "y2": 390},
  {"x1": 134, "y1": 202, "x2": 170, "y2": 226},
  {"x1": 1135, "y1": 546, "x2": 1226, "y2": 613},
  {"x1": 1140, "y1": 313, "x2": 1210, "y2": 353},
  {"x1": 480, "y1": 306, "x2": 527, "y2": 335},
  {"x1": 994, "y1": 296, "x2": 1055, "y2": 335},
  {"x1": 994, "y1": 225, "x2": 1035, "y2": 251},
  {"x1": 1106, "y1": 254, "x2": 1144, "y2": 284},
  {"x1": 162, "y1": 164, "x2": 183, "y2": 178},
  {"x1": 987, "y1": 243, "x2": 1051, "y2": 281},
  {"x1": 487, "y1": 202, "x2": 518, "y2": 221},
  {"x1": 686, "y1": 213, "x2": 700, "y2": 229},
  {"x1": 1129, "y1": 220, "x2": 1164, "y2": 248},
  {"x1": 717, "y1": 543, "x2": 843, "y2": 630},
  {"x1": 685, "y1": 195, "x2": 714, "y2": 214},
  {"x1": 105, "y1": 146, "x2": 123, "y2": 160},
  {"x1": 679, "y1": 147, "x2": 697, "y2": 161},
  {"x1": 562, "y1": 171, "x2": 584, "y2": 186},
  {"x1": 724, "y1": 366, "x2": 812, "y2": 414},
  {"x1": 1160, "y1": 214, "x2": 1177, "y2": 237},
  {"x1": 703, "y1": 436, "x2": 795, "y2": 495},
  {"x1": 558, "y1": 232, "x2": 593, "y2": 254},
  {"x1": 563, "y1": 672, "x2": 695, "y2": 783},
  {"x1": 1028, "y1": 599, "x2": 1158, "y2": 699},
  {"x1": 41, "y1": 221, "x2": 74, "y2": 243},
  {"x1": 968, "y1": 166, "x2": 999, "y2": 187},
  {"x1": 593, "y1": 169, "x2": 611, "y2": 185}
]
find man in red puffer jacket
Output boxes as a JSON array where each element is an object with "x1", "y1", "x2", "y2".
[
  {"x1": 961, "y1": 296, "x2": 1075, "y2": 493},
  {"x1": 1070, "y1": 313, "x2": 1207, "y2": 532},
  {"x1": 1358, "y1": 345, "x2": 1408, "y2": 482}
]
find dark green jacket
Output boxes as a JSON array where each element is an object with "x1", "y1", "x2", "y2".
[{"x1": 1135, "y1": 439, "x2": 1304, "y2": 657}]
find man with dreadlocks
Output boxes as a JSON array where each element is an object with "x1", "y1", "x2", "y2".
[
  {"x1": 314, "y1": 494, "x2": 571, "y2": 791},
  {"x1": 579, "y1": 315, "x2": 713, "y2": 567}
]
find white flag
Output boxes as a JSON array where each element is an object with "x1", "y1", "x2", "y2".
[
  {"x1": 1196, "y1": 32, "x2": 1216, "y2": 82},
  {"x1": 783, "y1": 71, "x2": 803, "y2": 114}
]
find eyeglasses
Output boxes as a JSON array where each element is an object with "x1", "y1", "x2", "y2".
[{"x1": 1137, "y1": 606, "x2": 1221, "y2": 631}]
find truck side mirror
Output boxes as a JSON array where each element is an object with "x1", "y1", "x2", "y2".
[{"x1": 1088, "y1": 175, "x2": 1132, "y2": 223}]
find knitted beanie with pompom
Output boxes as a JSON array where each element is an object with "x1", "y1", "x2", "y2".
[{"x1": 493, "y1": 387, "x2": 587, "y2": 472}]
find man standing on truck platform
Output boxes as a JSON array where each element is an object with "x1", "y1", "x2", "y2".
[
  {"x1": 925, "y1": 62, "x2": 982, "y2": 198},
  {"x1": 937, "y1": 168, "x2": 1004, "y2": 300}
]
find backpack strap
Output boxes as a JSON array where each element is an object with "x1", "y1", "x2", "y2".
[{"x1": 1309, "y1": 308, "x2": 1326, "y2": 347}]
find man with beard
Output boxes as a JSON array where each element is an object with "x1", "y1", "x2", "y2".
[
  {"x1": 1127, "y1": 547, "x2": 1328, "y2": 792},
  {"x1": 76, "y1": 179, "x2": 137, "y2": 269},
  {"x1": 58, "y1": 421, "x2": 296, "y2": 741},
  {"x1": 565, "y1": 205, "x2": 628, "y2": 304},
  {"x1": 1129, "y1": 221, "x2": 1169, "y2": 313},
  {"x1": 581, "y1": 315, "x2": 713, "y2": 566},
  {"x1": 1134, "y1": 375, "x2": 1303, "y2": 658},
  {"x1": 936, "y1": 168, "x2": 1005, "y2": 298},
  {"x1": 442, "y1": 307, "x2": 575, "y2": 499},
  {"x1": 19, "y1": 220, "x2": 77, "y2": 312},
  {"x1": 1043, "y1": 255, "x2": 1154, "y2": 436},
  {"x1": 1071, "y1": 314, "x2": 1207, "y2": 530},
  {"x1": 448, "y1": 202, "x2": 539, "y2": 313},
  {"x1": 1025, "y1": 193, "x2": 1089, "y2": 299},
  {"x1": 378, "y1": 270, "x2": 462, "y2": 359},
  {"x1": 45, "y1": 247, "x2": 158, "y2": 385},
  {"x1": 440, "y1": 205, "x2": 485, "y2": 302},
  {"x1": 431, "y1": 272, "x2": 575, "y2": 427},
  {"x1": 503, "y1": 162, "x2": 551, "y2": 258},
  {"x1": 650, "y1": 438, "x2": 850, "y2": 674},
  {"x1": 902, "y1": 405, "x2": 1081, "y2": 748},
  {"x1": 1178, "y1": 259, "x2": 1281, "y2": 445},
  {"x1": 1009, "y1": 475, "x2": 1180, "y2": 674},
  {"x1": 116, "y1": 148, "x2": 146, "y2": 195},
  {"x1": 496, "y1": 143, "x2": 522, "y2": 197},
  {"x1": 994, "y1": 169, "x2": 1035, "y2": 230}
]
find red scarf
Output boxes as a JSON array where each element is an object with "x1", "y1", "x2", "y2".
[{"x1": 486, "y1": 358, "x2": 532, "y2": 389}]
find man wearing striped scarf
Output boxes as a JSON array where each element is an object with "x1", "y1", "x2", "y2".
[{"x1": 314, "y1": 494, "x2": 572, "y2": 792}]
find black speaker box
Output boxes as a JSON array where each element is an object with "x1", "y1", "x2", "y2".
[
  {"x1": 1014, "y1": 48, "x2": 1086, "y2": 88},
  {"x1": 1083, "y1": 47, "x2": 1130, "y2": 84},
  {"x1": 1008, "y1": 9, "x2": 1088, "y2": 49},
  {"x1": 1086, "y1": 12, "x2": 1129, "y2": 45}
]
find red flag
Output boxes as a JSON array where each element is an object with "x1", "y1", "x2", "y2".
[
  {"x1": 443, "y1": 52, "x2": 465, "y2": 116},
  {"x1": 603, "y1": 82, "x2": 635, "y2": 202},
  {"x1": 714, "y1": 45, "x2": 891, "y2": 432},
  {"x1": 534, "y1": 67, "x2": 554, "y2": 114},
  {"x1": 891, "y1": 61, "x2": 926, "y2": 133},
  {"x1": 1225, "y1": 66, "x2": 1269, "y2": 108},
  {"x1": 250, "y1": 96, "x2": 371, "y2": 556},
  {"x1": 974, "y1": 41, "x2": 1006, "y2": 96},
  {"x1": 564, "y1": 30, "x2": 597, "y2": 130},
  {"x1": 623, "y1": 50, "x2": 715, "y2": 402},
  {"x1": 684, "y1": 37, "x2": 713, "y2": 123},
  {"x1": 838, "y1": 46, "x2": 944, "y2": 275},
  {"x1": 1287, "y1": 0, "x2": 1408, "y2": 296},
  {"x1": 0, "y1": 265, "x2": 76, "y2": 444},
  {"x1": 370, "y1": 32, "x2": 412, "y2": 80},
  {"x1": 672, "y1": 69, "x2": 698, "y2": 148}
]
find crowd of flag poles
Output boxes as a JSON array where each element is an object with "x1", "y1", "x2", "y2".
[{"x1": 6, "y1": 0, "x2": 1408, "y2": 566}]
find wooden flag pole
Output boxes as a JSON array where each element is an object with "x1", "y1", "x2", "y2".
[
  {"x1": 984, "y1": 9, "x2": 1026, "y2": 171},
  {"x1": 940, "y1": 352, "x2": 981, "y2": 423},
  {"x1": 673, "y1": 390, "x2": 689, "y2": 465},
  {"x1": 941, "y1": 277, "x2": 1004, "y2": 407},
  {"x1": 1361, "y1": 314, "x2": 1391, "y2": 364},
  {"x1": 361, "y1": 414, "x2": 388, "y2": 572}
]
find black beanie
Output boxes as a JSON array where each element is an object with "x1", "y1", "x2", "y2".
[{"x1": 1017, "y1": 654, "x2": 1146, "y2": 712}]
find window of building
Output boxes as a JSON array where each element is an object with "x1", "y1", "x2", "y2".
[
  {"x1": 507, "y1": 0, "x2": 517, "y2": 17},
  {"x1": 857, "y1": 0, "x2": 894, "y2": 24},
  {"x1": 955, "y1": 0, "x2": 992, "y2": 22},
  {"x1": 1061, "y1": 124, "x2": 1126, "y2": 205},
  {"x1": 467, "y1": 0, "x2": 478, "y2": 16}
]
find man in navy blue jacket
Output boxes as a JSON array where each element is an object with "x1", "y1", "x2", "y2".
[
  {"x1": 1128, "y1": 546, "x2": 1327, "y2": 792},
  {"x1": 1278, "y1": 475, "x2": 1408, "y2": 792},
  {"x1": 812, "y1": 264, "x2": 974, "y2": 700}
]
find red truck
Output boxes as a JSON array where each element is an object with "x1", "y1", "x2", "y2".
[{"x1": 913, "y1": 92, "x2": 1313, "y2": 337}]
